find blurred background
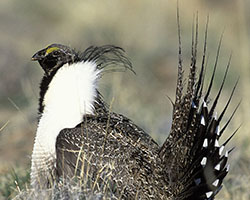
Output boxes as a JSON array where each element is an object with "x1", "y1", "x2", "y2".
[{"x1": 0, "y1": 0, "x2": 249, "y2": 199}]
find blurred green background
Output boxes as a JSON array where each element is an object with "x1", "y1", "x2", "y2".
[{"x1": 0, "y1": 0, "x2": 250, "y2": 199}]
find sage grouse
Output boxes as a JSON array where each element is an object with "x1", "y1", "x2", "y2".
[{"x1": 30, "y1": 21, "x2": 238, "y2": 199}]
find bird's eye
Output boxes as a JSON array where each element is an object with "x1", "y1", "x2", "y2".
[{"x1": 53, "y1": 51, "x2": 59, "y2": 55}]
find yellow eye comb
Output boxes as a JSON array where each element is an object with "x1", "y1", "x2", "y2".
[{"x1": 46, "y1": 47, "x2": 60, "y2": 55}]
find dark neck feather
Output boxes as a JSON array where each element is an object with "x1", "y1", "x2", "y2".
[
  {"x1": 38, "y1": 67, "x2": 61, "y2": 116},
  {"x1": 93, "y1": 90, "x2": 108, "y2": 115}
]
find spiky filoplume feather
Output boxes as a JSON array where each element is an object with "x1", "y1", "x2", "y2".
[
  {"x1": 158, "y1": 12, "x2": 238, "y2": 200},
  {"x1": 31, "y1": 13, "x2": 238, "y2": 200}
]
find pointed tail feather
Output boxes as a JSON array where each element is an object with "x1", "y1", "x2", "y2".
[{"x1": 159, "y1": 13, "x2": 238, "y2": 199}]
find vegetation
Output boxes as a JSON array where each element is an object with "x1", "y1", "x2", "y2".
[{"x1": 0, "y1": 0, "x2": 250, "y2": 199}]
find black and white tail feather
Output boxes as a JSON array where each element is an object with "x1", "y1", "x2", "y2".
[{"x1": 159, "y1": 12, "x2": 239, "y2": 200}]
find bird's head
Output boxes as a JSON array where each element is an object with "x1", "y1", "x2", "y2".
[{"x1": 32, "y1": 44, "x2": 78, "y2": 75}]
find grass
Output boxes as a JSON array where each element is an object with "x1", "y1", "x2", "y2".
[
  {"x1": 2, "y1": 156, "x2": 250, "y2": 199},
  {"x1": 0, "y1": 167, "x2": 29, "y2": 199},
  {"x1": 7, "y1": 149, "x2": 119, "y2": 200}
]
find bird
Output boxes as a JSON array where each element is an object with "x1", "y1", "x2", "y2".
[{"x1": 30, "y1": 19, "x2": 238, "y2": 200}]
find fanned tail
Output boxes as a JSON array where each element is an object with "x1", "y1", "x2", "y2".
[{"x1": 159, "y1": 11, "x2": 238, "y2": 200}]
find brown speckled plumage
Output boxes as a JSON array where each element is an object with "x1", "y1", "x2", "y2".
[{"x1": 56, "y1": 111, "x2": 169, "y2": 199}]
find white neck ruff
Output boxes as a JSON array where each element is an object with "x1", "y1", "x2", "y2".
[{"x1": 31, "y1": 61, "x2": 100, "y2": 185}]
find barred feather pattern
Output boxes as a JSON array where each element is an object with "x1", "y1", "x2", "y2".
[{"x1": 56, "y1": 112, "x2": 171, "y2": 199}]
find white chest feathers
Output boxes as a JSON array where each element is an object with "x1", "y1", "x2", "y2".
[{"x1": 31, "y1": 61, "x2": 100, "y2": 184}]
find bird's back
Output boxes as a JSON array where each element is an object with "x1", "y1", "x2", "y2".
[{"x1": 56, "y1": 112, "x2": 170, "y2": 199}]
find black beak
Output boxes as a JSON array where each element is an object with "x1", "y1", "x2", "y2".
[{"x1": 31, "y1": 50, "x2": 44, "y2": 61}]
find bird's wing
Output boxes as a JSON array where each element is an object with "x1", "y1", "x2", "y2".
[
  {"x1": 159, "y1": 14, "x2": 239, "y2": 199},
  {"x1": 55, "y1": 113, "x2": 163, "y2": 198}
]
